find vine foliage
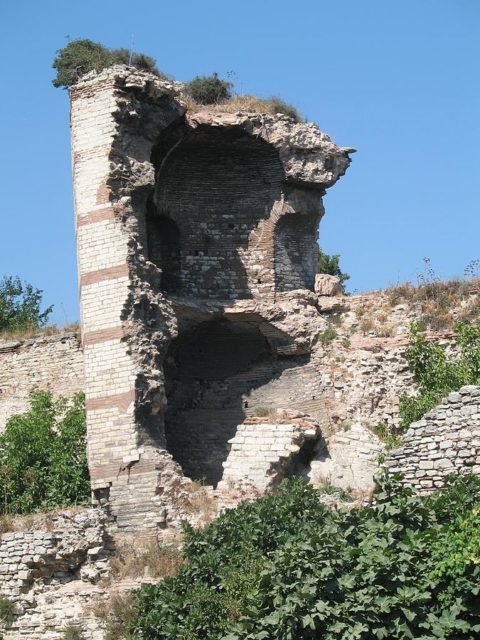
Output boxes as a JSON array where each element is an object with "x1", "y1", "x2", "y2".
[
  {"x1": 125, "y1": 476, "x2": 480, "y2": 640},
  {"x1": 0, "y1": 391, "x2": 89, "y2": 514},
  {"x1": 399, "y1": 321, "x2": 480, "y2": 429}
]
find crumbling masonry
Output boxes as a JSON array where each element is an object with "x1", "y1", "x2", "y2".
[{"x1": 70, "y1": 66, "x2": 357, "y2": 530}]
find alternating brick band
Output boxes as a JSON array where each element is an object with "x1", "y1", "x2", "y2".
[
  {"x1": 77, "y1": 207, "x2": 116, "y2": 226},
  {"x1": 83, "y1": 326, "x2": 124, "y2": 346},
  {"x1": 86, "y1": 390, "x2": 135, "y2": 413},
  {"x1": 80, "y1": 264, "x2": 129, "y2": 287}
]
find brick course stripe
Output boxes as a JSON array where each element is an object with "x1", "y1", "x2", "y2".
[
  {"x1": 83, "y1": 326, "x2": 124, "y2": 345},
  {"x1": 86, "y1": 389, "x2": 135, "y2": 413},
  {"x1": 77, "y1": 207, "x2": 116, "y2": 226},
  {"x1": 89, "y1": 461, "x2": 158, "y2": 481},
  {"x1": 80, "y1": 264, "x2": 129, "y2": 287}
]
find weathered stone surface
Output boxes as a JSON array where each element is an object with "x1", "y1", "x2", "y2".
[
  {"x1": 0, "y1": 509, "x2": 110, "y2": 640},
  {"x1": 314, "y1": 274, "x2": 343, "y2": 296}
]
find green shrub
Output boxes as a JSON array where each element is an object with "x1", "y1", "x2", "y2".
[
  {"x1": 125, "y1": 475, "x2": 480, "y2": 640},
  {"x1": 62, "y1": 624, "x2": 84, "y2": 640},
  {"x1": 0, "y1": 276, "x2": 52, "y2": 333},
  {"x1": 52, "y1": 39, "x2": 165, "y2": 88},
  {"x1": 0, "y1": 391, "x2": 89, "y2": 514},
  {"x1": 370, "y1": 423, "x2": 402, "y2": 450},
  {"x1": 399, "y1": 320, "x2": 480, "y2": 429},
  {"x1": 267, "y1": 96, "x2": 303, "y2": 122},
  {"x1": 319, "y1": 326, "x2": 337, "y2": 345},
  {"x1": 186, "y1": 73, "x2": 233, "y2": 104}
]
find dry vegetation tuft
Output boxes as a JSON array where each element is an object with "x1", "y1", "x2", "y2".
[
  {"x1": 109, "y1": 538, "x2": 183, "y2": 581},
  {"x1": 90, "y1": 591, "x2": 137, "y2": 640},
  {"x1": 176, "y1": 481, "x2": 218, "y2": 524},
  {"x1": 386, "y1": 279, "x2": 480, "y2": 331}
]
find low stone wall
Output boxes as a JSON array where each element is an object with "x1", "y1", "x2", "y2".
[
  {"x1": 218, "y1": 415, "x2": 320, "y2": 491},
  {"x1": 0, "y1": 509, "x2": 110, "y2": 639},
  {"x1": 386, "y1": 385, "x2": 480, "y2": 492},
  {"x1": 0, "y1": 332, "x2": 84, "y2": 432}
]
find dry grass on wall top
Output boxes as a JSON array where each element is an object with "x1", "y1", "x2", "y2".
[
  {"x1": 184, "y1": 94, "x2": 303, "y2": 122},
  {"x1": 0, "y1": 322, "x2": 79, "y2": 343},
  {"x1": 386, "y1": 278, "x2": 480, "y2": 330}
]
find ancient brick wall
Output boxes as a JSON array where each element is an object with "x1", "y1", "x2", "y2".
[
  {"x1": 386, "y1": 385, "x2": 480, "y2": 492},
  {"x1": 0, "y1": 333, "x2": 84, "y2": 432},
  {"x1": 69, "y1": 65, "x2": 353, "y2": 530}
]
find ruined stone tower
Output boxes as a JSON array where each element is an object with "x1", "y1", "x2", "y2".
[{"x1": 70, "y1": 66, "x2": 353, "y2": 530}]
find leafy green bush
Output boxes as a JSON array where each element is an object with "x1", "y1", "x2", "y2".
[
  {"x1": 126, "y1": 476, "x2": 480, "y2": 640},
  {"x1": 399, "y1": 320, "x2": 480, "y2": 429},
  {"x1": 0, "y1": 391, "x2": 89, "y2": 514},
  {"x1": 186, "y1": 73, "x2": 233, "y2": 104},
  {"x1": 317, "y1": 248, "x2": 350, "y2": 285},
  {"x1": 0, "y1": 276, "x2": 52, "y2": 334},
  {"x1": 52, "y1": 39, "x2": 164, "y2": 88}
]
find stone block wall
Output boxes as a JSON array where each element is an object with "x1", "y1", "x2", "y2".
[
  {"x1": 0, "y1": 509, "x2": 110, "y2": 639},
  {"x1": 386, "y1": 385, "x2": 480, "y2": 492},
  {"x1": 0, "y1": 333, "x2": 84, "y2": 432}
]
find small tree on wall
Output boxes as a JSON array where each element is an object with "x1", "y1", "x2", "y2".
[
  {"x1": 0, "y1": 276, "x2": 52, "y2": 333},
  {"x1": 317, "y1": 247, "x2": 350, "y2": 285}
]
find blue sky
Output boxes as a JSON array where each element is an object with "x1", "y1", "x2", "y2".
[{"x1": 1, "y1": 0, "x2": 479, "y2": 322}]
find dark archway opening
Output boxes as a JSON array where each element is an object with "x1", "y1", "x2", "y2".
[
  {"x1": 164, "y1": 318, "x2": 304, "y2": 486},
  {"x1": 281, "y1": 438, "x2": 321, "y2": 482},
  {"x1": 275, "y1": 212, "x2": 318, "y2": 291},
  {"x1": 147, "y1": 214, "x2": 181, "y2": 294}
]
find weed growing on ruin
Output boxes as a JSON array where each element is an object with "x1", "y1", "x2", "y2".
[
  {"x1": 386, "y1": 275, "x2": 479, "y2": 330},
  {"x1": 91, "y1": 592, "x2": 138, "y2": 640},
  {"x1": 0, "y1": 597, "x2": 15, "y2": 626},
  {"x1": 177, "y1": 482, "x2": 217, "y2": 524},
  {"x1": 319, "y1": 326, "x2": 337, "y2": 345},
  {"x1": 254, "y1": 406, "x2": 277, "y2": 418},
  {"x1": 370, "y1": 422, "x2": 402, "y2": 450},
  {"x1": 0, "y1": 391, "x2": 89, "y2": 514},
  {"x1": 62, "y1": 624, "x2": 84, "y2": 640},
  {"x1": 0, "y1": 275, "x2": 52, "y2": 334},
  {"x1": 124, "y1": 475, "x2": 480, "y2": 640},
  {"x1": 399, "y1": 320, "x2": 480, "y2": 430},
  {"x1": 185, "y1": 93, "x2": 303, "y2": 122}
]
